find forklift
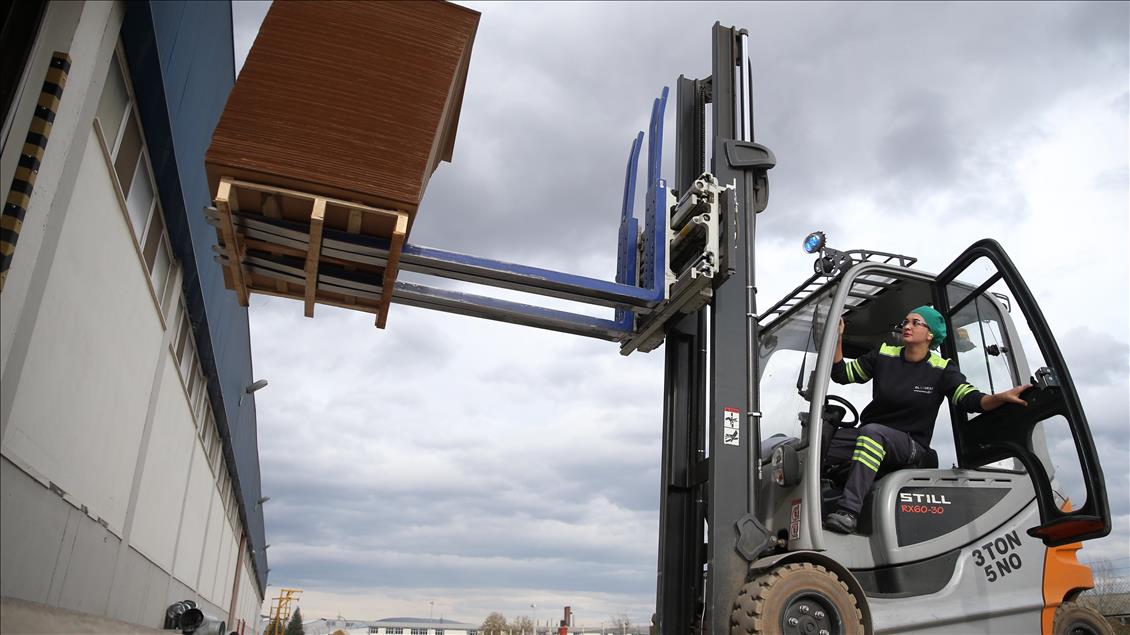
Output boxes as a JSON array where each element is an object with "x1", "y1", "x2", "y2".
[
  {"x1": 650, "y1": 24, "x2": 1112, "y2": 635},
  {"x1": 209, "y1": 19, "x2": 1113, "y2": 635}
]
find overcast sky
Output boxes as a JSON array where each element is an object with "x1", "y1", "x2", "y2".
[{"x1": 231, "y1": 1, "x2": 1129, "y2": 627}]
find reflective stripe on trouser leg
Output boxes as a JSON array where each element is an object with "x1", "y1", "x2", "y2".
[
  {"x1": 836, "y1": 424, "x2": 918, "y2": 515},
  {"x1": 839, "y1": 444, "x2": 884, "y2": 514}
]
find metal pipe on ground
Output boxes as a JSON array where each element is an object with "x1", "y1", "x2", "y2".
[
  {"x1": 180, "y1": 607, "x2": 226, "y2": 635},
  {"x1": 165, "y1": 600, "x2": 197, "y2": 630}
]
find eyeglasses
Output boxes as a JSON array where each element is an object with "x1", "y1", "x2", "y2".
[{"x1": 898, "y1": 319, "x2": 928, "y2": 329}]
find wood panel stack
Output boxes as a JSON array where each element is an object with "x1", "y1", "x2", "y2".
[{"x1": 204, "y1": 0, "x2": 479, "y2": 326}]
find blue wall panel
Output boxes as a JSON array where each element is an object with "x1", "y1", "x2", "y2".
[{"x1": 122, "y1": 0, "x2": 267, "y2": 594}]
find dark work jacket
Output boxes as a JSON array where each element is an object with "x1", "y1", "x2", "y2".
[{"x1": 831, "y1": 344, "x2": 985, "y2": 448}]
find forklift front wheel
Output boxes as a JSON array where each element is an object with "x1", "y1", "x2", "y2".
[
  {"x1": 1053, "y1": 601, "x2": 1114, "y2": 635},
  {"x1": 731, "y1": 562, "x2": 864, "y2": 635}
]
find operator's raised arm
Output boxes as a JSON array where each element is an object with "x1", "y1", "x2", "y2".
[{"x1": 831, "y1": 317, "x2": 877, "y2": 385}]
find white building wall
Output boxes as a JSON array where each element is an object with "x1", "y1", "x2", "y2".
[
  {"x1": 131, "y1": 353, "x2": 197, "y2": 569},
  {"x1": 218, "y1": 524, "x2": 237, "y2": 608},
  {"x1": 0, "y1": 1, "x2": 120, "y2": 375},
  {"x1": 242, "y1": 560, "x2": 259, "y2": 628},
  {"x1": 210, "y1": 517, "x2": 232, "y2": 606},
  {"x1": 174, "y1": 447, "x2": 213, "y2": 586},
  {"x1": 3, "y1": 125, "x2": 163, "y2": 534},
  {"x1": 237, "y1": 570, "x2": 252, "y2": 632},
  {"x1": 244, "y1": 572, "x2": 258, "y2": 627},
  {"x1": 0, "y1": 3, "x2": 266, "y2": 629},
  {"x1": 198, "y1": 489, "x2": 224, "y2": 602}
]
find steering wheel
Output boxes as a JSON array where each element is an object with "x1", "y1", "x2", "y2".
[{"x1": 824, "y1": 394, "x2": 859, "y2": 428}]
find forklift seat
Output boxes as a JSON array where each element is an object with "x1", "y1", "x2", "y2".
[
  {"x1": 821, "y1": 444, "x2": 942, "y2": 519},
  {"x1": 920, "y1": 447, "x2": 939, "y2": 469}
]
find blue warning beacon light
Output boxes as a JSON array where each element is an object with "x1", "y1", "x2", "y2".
[{"x1": 803, "y1": 231, "x2": 826, "y2": 254}]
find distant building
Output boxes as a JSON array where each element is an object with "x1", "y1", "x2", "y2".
[
  {"x1": 294, "y1": 616, "x2": 649, "y2": 635},
  {"x1": 280, "y1": 616, "x2": 481, "y2": 635},
  {"x1": 299, "y1": 617, "x2": 384, "y2": 635},
  {"x1": 363, "y1": 618, "x2": 482, "y2": 635},
  {"x1": 1, "y1": 1, "x2": 267, "y2": 633}
]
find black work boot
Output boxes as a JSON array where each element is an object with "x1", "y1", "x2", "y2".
[{"x1": 823, "y1": 509, "x2": 858, "y2": 534}]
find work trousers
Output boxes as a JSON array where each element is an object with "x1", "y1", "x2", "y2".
[{"x1": 826, "y1": 423, "x2": 924, "y2": 515}]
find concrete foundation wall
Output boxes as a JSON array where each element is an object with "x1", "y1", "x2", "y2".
[{"x1": 0, "y1": 459, "x2": 231, "y2": 628}]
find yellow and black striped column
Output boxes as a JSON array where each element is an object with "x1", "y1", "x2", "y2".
[{"x1": 0, "y1": 52, "x2": 71, "y2": 292}]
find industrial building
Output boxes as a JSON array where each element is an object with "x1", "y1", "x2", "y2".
[
  {"x1": 1, "y1": 1, "x2": 267, "y2": 632},
  {"x1": 299, "y1": 617, "x2": 482, "y2": 635}
]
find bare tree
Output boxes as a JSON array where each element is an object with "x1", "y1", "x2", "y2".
[
  {"x1": 512, "y1": 615, "x2": 533, "y2": 635},
  {"x1": 1078, "y1": 558, "x2": 1130, "y2": 619},
  {"x1": 609, "y1": 614, "x2": 633, "y2": 635},
  {"x1": 481, "y1": 612, "x2": 509, "y2": 635}
]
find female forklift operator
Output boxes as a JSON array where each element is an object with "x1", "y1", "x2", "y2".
[{"x1": 822, "y1": 305, "x2": 1031, "y2": 534}]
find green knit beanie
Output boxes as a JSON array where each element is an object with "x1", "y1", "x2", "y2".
[{"x1": 910, "y1": 305, "x2": 946, "y2": 349}]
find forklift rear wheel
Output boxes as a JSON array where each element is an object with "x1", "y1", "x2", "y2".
[
  {"x1": 1053, "y1": 601, "x2": 1114, "y2": 635},
  {"x1": 730, "y1": 562, "x2": 864, "y2": 635}
]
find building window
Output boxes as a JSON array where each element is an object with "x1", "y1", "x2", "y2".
[
  {"x1": 385, "y1": 629, "x2": 403, "y2": 634},
  {"x1": 410, "y1": 630, "x2": 426, "y2": 635},
  {"x1": 202, "y1": 413, "x2": 218, "y2": 466},
  {"x1": 435, "y1": 630, "x2": 445, "y2": 635},
  {"x1": 219, "y1": 459, "x2": 231, "y2": 502},
  {"x1": 94, "y1": 44, "x2": 176, "y2": 315},
  {"x1": 207, "y1": 424, "x2": 221, "y2": 472},
  {"x1": 124, "y1": 159, "x2": 152, "y2": 242},
  {"x1": 227, "y1": 491, "x2": 238, "y2": 528},
  {"x1": 192, "y1": 368, "x2": 208, "y2": 420},
  {"x1": 95, "y1": 56, "x2": 129, "y2": 152}
]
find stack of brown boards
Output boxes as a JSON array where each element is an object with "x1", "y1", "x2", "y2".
[{"x1": 204, "y1": 0, "x2": 480, "y2": 327}]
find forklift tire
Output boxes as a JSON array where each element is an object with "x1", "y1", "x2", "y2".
[
  {"x1": 1053, "y1": 601, "x2": 1115, "y2": 635},
  {"x1": 731, "y1": 562, "x2": 864, "y2": 635}
]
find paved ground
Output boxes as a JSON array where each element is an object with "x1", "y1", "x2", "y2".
[{"x1": 0, "y1": 597, "x2": 168, "y2": 634}]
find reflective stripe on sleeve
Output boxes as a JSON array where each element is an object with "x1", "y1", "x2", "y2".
[{"x1": 953, "y1": 383, "x2": 976, "y2": 402}]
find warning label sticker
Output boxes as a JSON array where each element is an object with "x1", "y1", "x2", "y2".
[
  {"x1": 790, "y1": 499, "x2": 802, "y2": 540},
  {"x1": 723, "y1": 407, "x2": 741, "y2": 446}
]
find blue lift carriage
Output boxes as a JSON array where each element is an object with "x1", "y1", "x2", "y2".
[{"x1": 208, "y1": 22, "x2": 1111, "y2": 635}]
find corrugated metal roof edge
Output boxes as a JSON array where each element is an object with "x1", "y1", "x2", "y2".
[{"x1": 121, "y1": 0, "x2": 268, "y2": 596}]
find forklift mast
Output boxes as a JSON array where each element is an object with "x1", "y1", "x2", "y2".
[{"x1": 656, "y1": 24, "x2": 776, "y2": 634}]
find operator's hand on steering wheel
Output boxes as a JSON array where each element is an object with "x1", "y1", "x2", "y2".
[{"x1": 1000, "y1": 384, "x2": 1033, "y2": 406}]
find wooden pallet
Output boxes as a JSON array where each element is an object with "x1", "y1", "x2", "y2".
[{"x1": 212, "y1": 177, "x2": 408, "y2": 328}]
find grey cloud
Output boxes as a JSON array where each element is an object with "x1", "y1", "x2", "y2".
[
  {"x1": 1112, "y1": 92, "x2": 1129, "y2": 118},
  {"x1": 1059, "y1": 327, "x2": 1129, "y2": 387},
  {"x1": 875, "y1": 90, "x2": 959, "y2": 207},
  {"x1": 426, "y1": 1, "x2": 1102, "y2": 259},
  {"x1": 1094, "y1": 167, "x2": 1129, "y2": 191},
  {"x1": 1062, "y1": 1, "x2": 1130, "y2": 54}
]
